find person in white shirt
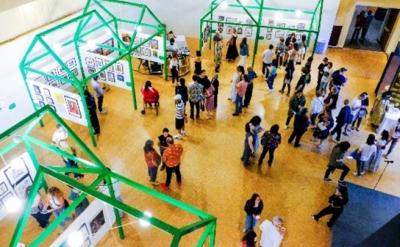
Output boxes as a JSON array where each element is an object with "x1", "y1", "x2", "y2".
[
  {"x1": 91, "y1": 76, "x2": 107, "y2": 114},
  {"x1": 259, "y1": 216, "x2": 286, "y2": 247},
  {"x1": 355, "y1": 134, "x2": 377, "y2": 176},
  {"x1": 310, "y1": 91, "x2": 324, "y2": 127},
  {"x1": 52, "y1": 124, "x2": 69, "y2": 149},
  {"x1": 385, "y1": 118, "x2": 400, "y2": 158},
  {"x1": 319, "y1": 62, "x2": 333, "y2": 95},
  {"x1": 344, "y1": 94, "x2": 364, "y2": 136},
  {"x1": 229, "y1": 66, "x2": 245, "y2": 102},
  {"x1": 262, "y1": 44, "x2": 274, "y2": 78}
]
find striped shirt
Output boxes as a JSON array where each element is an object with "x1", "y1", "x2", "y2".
[{"x1": 176, "y1": 101, "x2": 185, "y2": 119}]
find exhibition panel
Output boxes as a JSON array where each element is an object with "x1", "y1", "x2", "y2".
[{"x1": 0, "y1": 106, "x2": 216, "y2": 247}]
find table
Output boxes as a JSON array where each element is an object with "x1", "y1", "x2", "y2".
[{"x1": 377, "y1": 107, "x2": 400, "y2": 133}]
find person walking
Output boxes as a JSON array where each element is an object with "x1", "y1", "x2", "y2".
[
  {"x1": 226, "y1": 28, "x2": 239, "y2": 61},
  {"x1": 262, "y1": 44, "x2": 274, "y2": 77},
  {"x1": 188, "y1": 75, "x2": 204, "y2": 120},
  {"x1": 239, "y1": 38, "x2": 249, "y2": 67},
  {"x1": 174, "y1": 94, "x2": 186, "y2": 139},
  {"x1": 241, "y1": 122, "x2": 256, "y2": 166},
  {"x1": 275, "y1": 37, "x2": 285, "y2": 67},
  {"x1": 310, "y1": 91, "x2": 325, "y2": 127},
  {"x1": 385, "y1": 118, "x2": 400, "y2": 158},
  {"x1": 330, "y1": 99, "x2": 351, "y2": 142},
  {"x1": 312, "y1": 110, "x2": 334, "y2": 149},
  {"x1": 161, "y1": 137, "x2": 183, "y2": 189},
  {"x1": 354, "y1": 134, "x2": 377, "y2": 177},
  {"x1": 229, "y1": 65, "x2": 245, "y2": 102},
  {"x1": 316, "y1": 57, "x2": 329, "y2": 92},
  {"x1": 368, "y1": 130, "x2": 389, "y2": 172},
  {"x1": 158, "y1": 128, "x2": 173, "y2": 171},
  {"x1": 288, "y1": 108, "x2": 310, "y2": 147},
  {"x1": 351, "y1": 11, "x2": 366, "y2": 43},
  {"x1": 244, "y1": 67, "x2": 257, "y2": 108},
  {"x1": 232, "y1": 75, "x2": 249, "y2": 116},
  {"x1": 244, "y1": 193, "x2": 264, "y2": 231},
  {"x1": 144, "y1": 139, "x2": 161, "y2": 186},
  {"x1": 285, "y1": 90, "x2": 306, "y2": 129},
  {"x1": 267, "y1": 59, "x2": 278, "y2": 91},
  {"x1": 91, "y1": 76, "x2": 107, "y2": 114},
  {"x1": 175, "y1": 78, "x2": 188, "y2": 106},
  {"x1": 84, "y1": 90, "x2": 100, "y2": 135},
  {"x1": 323, "y1": 141, "x2": 351, "y2": 181},
  {"x1": 351, "y1": 92, "x2": 369, "y2": 131},
  {"x1": 312, "y1": 185, "x2": 348, "y2": 228},
  {"x1": 279, "y1": 60, "x2": 295, "y2": 96},
  {"x1": 258, "y1": 124, "x2": 281, "y2": 167},
  {"x1": 259, "y1": 216, "x2": 286, "y2": 247}
]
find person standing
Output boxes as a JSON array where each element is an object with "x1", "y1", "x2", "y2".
[
  {"x1": 91, "y1": 76, "x2": 107, "y2": 114},
  {"x1": 232, "y1": 75, "x2": 249, "y2": 116},
  {"x1": 344, "y1": 93, "x2": 365, "y2": 136},
  {"x1": 312, "y1": 185, "x2": 348, "y2": 228},
  {"x1": 241, "y1": 122, "x2": 256, "y2": 166},
  {"x1": 267, "y1": 59, "x2": 278, "y2": 91},
  {"x1": 194, "y1": 50, "x2": 202, "y2": 75},
  {"x1": 226, "y1": 28, "x2": 239, "y2": 61},
  {"x1": 244, "y1": 193, "x2": 264, "y2": 231},
  {"x1": 204, "y1": 83, "x2": 215, "y2": 119},
  {"x1": 323, "y1": 141, "x2": 351, "y2": 181},
  {"x1": 351, "y1": 11, "x2": 366, "y2": 43},
  {"x1": 239, "y1": 38, "x2": 249, "y2": 67},
  {"x1": 258, "y1": 124, "x2": 281, "y2": 167},
  {"x1": 275, "y1": 37, "x2": 285, "y2": 67},
  {"x1": 188, "y1": 75, "x2": 204, "y2": 120},
  {"x1": 244, "y1": 67, "x2": 257, "y2": 108},
  {"x1": 214, "y1": 33, "x2": 223, "y2": 68},
  {"x1": 175, "y1": 78, "x2": 188, "y2": 106},
  {"x1": 144, "y1": 139, "x2": 161, "y2": 186},
  {"x1": 294, "y1": 67, "x2": 309, "y2": 92},
  {"x1": 319, "y1": 62, "x2": 333, "y2": 96},
  {"x1": 312, "y1": 111, "x2": 334, "y2": 148},
  {"x1": 368, "y1": 130, "x2": 389, "y2": 172},
  {"x1": 161, "y1": 137, "x2": 183, "y2": 189},
  {"x1": 352, "y1": 92, "x2": 369, "y2": 131},
  {"x1": 52, "y1": 123, "x2": 69, "y2": 149},
  {"x1": 310, "y1": 91, "x2": 325, "y2": 127},
  {"x1": 288, "y1": 108, "x2": 310, "y2": 147},
  {"x1": 169, "y1": 53, "x2": 180, "y2": 83},
  {"x1": 279, "y1": 59, "x2": 295, "y2": 95},
  {"x1": 174, "y1": 94, "x2": 186, "y2": 139},
  {"x1": 361, "y1": 10, "x2": 374, "y2": 42},
  {"x1": 158, "y1": 128, "x2": 173, "y2": 171},
  {"x1": 211, "y1": 65, "x2": 220, "y2": 109},
  {"x1": 285, "y1": 90, "x2": 306, "y2": 129},
  {"x1": 316, "y1": 57, "x2": 329, "y2": 92},
  {"x1": 354, "y1": 134, "x2": 377, "y2": 177},
  {"x1": 324, "y1": 86, "x2": 340, "y2": 113},
  {"x1": 385, "y1": 118, "x2": 400, "y2": 158},
  {"x1": 241, "y1": 230, "x2": 257, "y2": 247},
  {"x1": 230, "y1": 66, "x2": 245, "y2": 102},
  {"x1": 370, "y1": 91, "x2": 392, "y2": 127},
  {"x1": 45, "y1": 187, "x2": 72, "y2": 228},
  {"x1": 84, "y1": 90, "x2": 100, "y2": 135},
  {"x1": 330, "y1": 99, "x2": 351, "y2": 142},
  {"x1": 262, "y1": 44, "x2": 274, "y2": 77},
  {"x1": 259, "y1": 216, "x2": 286, "y2": 247},
  {"x1": 25, "y1": 186, "x2": 52, "y2": 228}
]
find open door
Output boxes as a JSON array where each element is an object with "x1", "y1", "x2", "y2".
[{"x1": 379, "y1": 9, "x2": 399, "y2": 49}]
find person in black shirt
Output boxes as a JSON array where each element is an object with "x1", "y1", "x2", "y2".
[
  {"x1": 211, "y1": 65, "x2": 220, "y2": 108},
  {"x1": 324, "y1": 86, "x2": 339, "y2": 112},
  {"x1": 198, "y1": 69, "x2": 211, "y2": 92},
  {"x1": 317, "y1": 57, "x2": 328, "y2": 91},
  {"x1": 351, "y1": 92, "x2": 369, "y2": 131},
  {"x1": 175, "y1": 78, "x2": 188, "y2": 106},
  {"x1": 313, "y1": 185, "x2": 348, "y2": 227},
  {"x1": 84, "y1": 90, "x2": 100, "y2": 135},
  {"x1": 294, "y1": 66, "x2": 309, "y2": 92},
  {"x1": 330, "y1": 99, "x2": 351, "y2": 142},
  {"x1": 158, "y1": 128, "x2": 173, "y2": 171},
  {"x1": 244, "y1": 193, "x2": 264, "y2": 231},
  {"x1": 288, "y1": 108, "x2": 310, "y2": 147}
]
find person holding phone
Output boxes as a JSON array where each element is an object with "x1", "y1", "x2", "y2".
[{"x1": 244, "y1": 193, "x2": 264, "y2": 231}]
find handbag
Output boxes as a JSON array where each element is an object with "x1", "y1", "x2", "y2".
[{"x1": 350, "y1": 149, "x2": 361, "y2": 160}]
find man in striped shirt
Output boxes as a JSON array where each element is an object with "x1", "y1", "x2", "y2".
[{"x1": 174, "y1": 94, "x2": 186, "y2": 139}]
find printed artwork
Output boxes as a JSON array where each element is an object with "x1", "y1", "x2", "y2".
[
  {"x1": 43, "y1": 88, "x2": 51, "y2": 97},
  {"x1": 4, "y1": 160, "x2": 29, "y2": 186},
  {"x1": 0, "y1": 182, "x2": 8, "y2": 198},
  {"x1": 275, "y1": 31, "x2": 284, "y2": 38},
  {"x1": 65, "y1": 58, "x2": 77, "y2": 69},
  {"x1": 297, "y1": 23, "x2": 306, "y2": 30},
  {"x1": 85, "y1": 57, "x2": 95, "y2": 68},
  {"x1": 90, "y1": 210, "x2": 106, "y2": 234},
  {"x1": 244, "y1": 27, "x2": 253, "y2": 37},
  {"x1": 33, "y1": 85, "x2": 41, "y2": 95},
  {"x1": 218, "y1": 16, "x2": 224, "y2": 27},
  {"x1": 78, "y1": 223, "x2": 91, "y2": 247},
  {"x1": 99, "y1": 71, "x2": 106, "y2": 81},
  {"x1": 64, "y1": 96, "x2": 82, "y2": 119},
  {"x1": 72, "y1": 68, "x2": 79, "y2": 76},
  {"x1": 46, "y1": 97, "x2": 54, "y2": 105},
  {"x1": 36, "y1": 94, "x2": 44, "y2": 102},
  {"x1": 237, "y1": 27, "x2": 243, "y2": 35},
  {"x1": 115, "y1": 63, "x2": 124, "y2": 74},
  {"x1": 39, "y1": 101, "x2": 46, "y2": 108},
  {"x1": 276, "y1": 23, "x2": 286, "y2": 28},
  {"x1": 150, "y1": 39, "x2": 158, "y2": 50},
  {"x1": 0, "y1": 192, "x2": 13, "y2": 205},
  {"x1": 107, "y1": 72, "x2": 115, "y2": 83},
  {"x1": 152, "y1": 50, "x2": 158, "y2": 58},
  {"x1": 14, "y1": 175, "x2": 33, "y2": 199},
  {"x1": 106, "y1": 64, "x2": 114, "y2": 73},
  {"x1": 95, "y1": 58, "x2": 104, "y2": 68},
  {"x1": 117, "y1": 75, "x2": 124, "y2": 81},
  {"x1": 266, "y1": 33, "x2": 272, "y2": 40}
]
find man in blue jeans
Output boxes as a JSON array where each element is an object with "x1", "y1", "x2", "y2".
[{"x1": 232, "y1": 75, "x2": 248, "y2": 116}]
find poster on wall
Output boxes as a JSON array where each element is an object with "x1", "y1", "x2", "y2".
[
  {"x1": 27, "y1": 80, "x2": 87, "y2": 126},
  {"x1": 121, "y1": 31, "x2": 164, "y2": 64}
]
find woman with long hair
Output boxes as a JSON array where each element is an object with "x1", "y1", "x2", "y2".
[
  {"x1": 144, "y1": 139, "x2": 161, "y2": 185},
  {"x1": 239, "y1": 37, "x2": 249, "y2": 67},
  {"x1": 241, "y1": 230, "x2": 257, "y2": 247},
  {"x1": 323, "y1": 141, "x2": 351, "y2": 182},
  {"x1": 243, "y1": 193, "x2": 264, "y2": 231},
  {"x1": 226, "y1": 28, "x2": 239, "y2": 61},
  {"x1": 354, "y1": 134, "x2": 377, "y2": 176},
  {"x1": 368, "y1": 130, "x2": 389, "y2": 172}
]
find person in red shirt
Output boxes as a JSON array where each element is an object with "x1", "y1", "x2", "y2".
[
  {"x1": 161, "y1": 137, "x2": 183, "y2": 189},
  {"x1": 233, "y1": 74, "x2": 249, "y2": 116},
  {"x1": 144, "y1": 139, "x2": 161, "y2": 186},
  {"x1": 141, "y1": 81, "x2": 159, "y2": 114}
]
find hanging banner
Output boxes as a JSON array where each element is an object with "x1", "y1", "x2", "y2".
[
  {"x1": 27, "y1": 80, "x2": 87, "y2": 126},
  {"x1": 81, "y1": 51, "x2": 132, "y2": 90},
  {"x1": 0, "y1": 153, "x2": 36, "y2": 220}
]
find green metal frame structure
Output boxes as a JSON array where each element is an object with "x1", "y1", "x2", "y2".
[
  {"x1": 20, "y1": 0, "x2": 168, "y2": 147},
  {"x1": 200, "y1": 0, "x2": 324, "y2": 68},
  {"x1": 1, "y1": 106, "x2": 217, "y2": 247}
]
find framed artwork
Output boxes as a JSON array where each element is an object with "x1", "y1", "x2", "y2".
[
  {"x1": 268, "y1": 19, "x2": 274, "y2": 26},
  {"x1": 88, "y1": 67, "x2": 96, "y2": 74},
  {"x1": 36, "y1": 94, "x2": 44, "y2": 102},
  {"x1": 275, "y1": 31, "x2": 284, "y2": 38},
  {"x1": 33, "y1": 85, "x2": 41, "y2": 95},
  {"x1": 266, "y1": 27, "x2": 273, "y2": 33},
  {"x1": 0, "y1": 192, "x2": 13, "y2": 205},
  {"x1": 85, "y1": 57, "x2": 95, "y2": 68},
  {"x1": 14, "y1": 175, "x2": 33, "y2": 199},
  {"x1": 43, "y1": 88, "x2": 51, "y2": 97},
  {"x1": 107, "y1": 72, "x2": 115, "y2": 83},
  {"x1": 218, "y1": 16, "x2": 225, "y2": 22},
  {"x1": 226, "y1": 17, "x2": 238, "y2": 23},
  {"x1": 99, "y1": 71, "x2": 106, "y2": 81},
  {"x1": 39, "y1": 101, "x2": 46, "y2": 108},
  {"x1": 95, "y1": 58, "x2": 104, "y2": 68},
  {"x1": 72, "y1": 68, "x2": 79, "y2": 76},
  {"x1": 4, "y1": 160, "x2": 29, "y2": 186},
  {"x1": 237, "y1": 27, "x2": 243, "y2": 35},
  {"x1": 297, "y1": 23, "x2": 306, "y2": 30},
  {"x1": 143, "y1": 48, "x2": 151, "y2": 57},
  {"x1": 65, "y1": 58, "x2": 77, "y2": 69},
  {"x1": 117, "y1": 75, "x2": 124, "y2": 81},
  {"x1": 46, "y1": 97, "x2": 54, "y2": 105},
  {"x1": 152, "y1": 50, "x2": 158, "y2": 58},
  {"x1": 82, "y1": 237, "x2": 91, "y2": 247},
  {"x1": 90, "y1": 210, "x2": 106, "y2": 234},
  {"x1": 78, "y1": 223, "x2": 90, "y2": 246},
  {"x1": 0, "y1": 182, "x2": 8, "y2": 198},
  {"x1": 115, "y1": 63, "x2": 124, "y2": 74},
  {"x1": 276, "y1": 23, "x2": 286, "y2": 28},
  {"x1": 244, "y1": 27, "x2": 252, "y2": 37},
  {"x1": 266, "y1": 33, "x2": 272, "y2": 40},
  {"x1": 150, "y1": 39, "x2": 158, "y2": 50},
  {"x1": 64, "y1": 96, "x2": 82, "y2": 119},
  {"x1": 106, "y1": 64, "x2": 114, "y2": 73}
]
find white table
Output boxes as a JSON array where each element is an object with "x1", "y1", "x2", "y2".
[{"x1": 377, "y1": 107, "x2": 400, "y2": 134}]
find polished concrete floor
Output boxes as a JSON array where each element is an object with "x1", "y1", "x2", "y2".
[{"x1": 1, "y1": 35, "x2": 399, "y2": 246}]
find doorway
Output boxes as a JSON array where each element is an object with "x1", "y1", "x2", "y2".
[{"x1": 344, "y1": 6, "x2": 399, "y2": 52}]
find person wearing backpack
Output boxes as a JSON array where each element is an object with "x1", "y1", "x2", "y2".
[{"x1": 258, "y1": 124, "x2": 281, "y2": 167}]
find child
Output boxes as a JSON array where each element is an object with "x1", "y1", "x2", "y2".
[
  {"x1": 194, "y1": 50, "x2": 202, "y2": 75},
  {"x1": 174, "y1": 94, "x2": 186, "y2": 139},
  {"x1": 267, "y1": 59, "x2": 278, "y2": 91},
  {"x1": 244, "y1": 67, "x2": 257, "y2": 107},
  {"x1": 169, "y1": 53, "x2": 180, "y2": 83}
]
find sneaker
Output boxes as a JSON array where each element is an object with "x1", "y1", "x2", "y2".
[
  {"x1": 353, "y1": 172, "x2": 361, "y2": 177},
  {"x1": 99, "y1": 109, "x2": 108, "y2": 114},
  {"x1": 294, "y1": 144, "x2": 301, "y2": 148},
  {"x1": 232, "y1": 113, "x2": 239, "y2": 116},
  {"x1": 361, "y1": 172, "x2": 366, "y2": 176},
  {"x1": 324, "y1": 177, "x2": 332, "y2": 182},
  {"x1": 151, "y1": 181, "x2": 160, "y2": 186}
]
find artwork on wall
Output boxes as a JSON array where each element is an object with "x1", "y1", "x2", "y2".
[
  {"x1": 226, "y1": 17, "x2": 238, "y2": 24},
  {"x1": 90, "y1": 210, "x2": 106, "y2": 234},
  {"x1": 85, "y1": 57, "x2": 95, "y2": 68},
  {"x1": 152, "y1": 50, "x2": 158, "y2": 58},
  {"x1": 36, "y1": 94, "x2": 44, "y2": 102},
  {"x1": 95, "y1": 58, "x2": 104, "y2": 68},
  {"x1": 237, "y1": 27, "x2": 243, "y2": 35},
  {"x1": 14, "y1": 175, "x2": 33, "y2": 199},
  {"x1": 106, "y1": 64, "x2": 114, "y2": 73},
  {"x1": 99, "y1": 71, "x2": 106, "y2": 81},
  {"x1": 276, "y1": 23, "x2": 286, "y2": 28},
  {"x1": 78, "y1": 223, "x2": 91, "y2": 247},
  {"x1": 297, "y1": 23, "x2": 306, "y2": 30},
  {"x1": 39, "y1": 101, "x2": 46, "y2": 108},
  {"x1": 107, "y1": 72, "x2": 115, "y2": 83},
  {"x1": 72, "y1": 68, "x2": 79, "y2": 76},
  {"x1": 43, "y1": 88, "x2": 51, "y2": 97},
  {"x1": 4, "y1": 160, "x2": 29, "y2": 186},
  {"x1": 117, "y1": 75, "x2": 124, "y2": 81},
  {"x1": 150, "y1": 39, "x2": 159, "y2": 50},
  {"x1": 275, "y1": 31, "x2": 284, "y2": 38},
  {"x1": 244, "y1": 27, "x2": 252, "y2": 37},
  {"x1": 65, "y1": 58, "x2": 77, "y2": 69},
  {"x1": 0, "y1": 192, "x2": 13, "y2": 205},
  {"x1": 33, "y1": 85, "x2": 41, "y2": 95},
  {"x1": 115, "y1": 63, "x2": 124, "y2": 74},
  {"x1": 266, "y1": 33, "x2": 272, "y2": 40},
  {"x1": 0, "y1": 182, "x2": 8, "y2": 198},
  {"x1": 46, "y1": 97, "x2": 55, "y2": 105},
  {"x1": 268, "y1": 19, "x2": 274, "y2": 27},
  {"x1": 64, "y1": 96, "x2": 82, "y2": 119}
]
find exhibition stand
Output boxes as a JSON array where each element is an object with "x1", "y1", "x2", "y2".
[
  {"x1": 200, "y1": 0, "x2": 324, "y2": 67},
  {"x1": 20, "y1": 0, "x2": 167, "y2": 147},
  {"x1": 0, "y1": 106, "x2": 217, "y2": 247}
]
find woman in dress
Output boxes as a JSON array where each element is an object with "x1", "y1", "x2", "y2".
[
  {"x1": 226, "y1": 28, "x2": 239, "y2": 61},
  {"x1": 370, "y1": 91, "x2": 392, "y2": 127},
  {"x1": 204, "y1": 83, "x2": 215, "y2": 119},
  {"x1": 367, "y1": 130, "x2": 389, "y2": 172},
  {"x1": 239, "y1": 38, "x2": 249, "y2": 67},
  {"x1": 230, "y1": 65, "x2": 245, "y2": 102}
]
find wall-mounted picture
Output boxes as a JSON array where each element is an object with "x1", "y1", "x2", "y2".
[
  {"x1": 152, "y1": 50, "x2": 158, "y2": 58},
  {"x1": 266, "y1": 33, "x2": 272, "y2": 40},
  {"x1": 39, "y1": 101, "x2": 46, "y2": 108},
  {"x1": 88, "y1": 67, "x2": 96, "y2": 74},
  {"x1": 33, "y1": 85, "x2": 41, "y2": 95},
  {"x1": 95, "y1": 58, "x2": 104, "y2": 68},
  {"x1": 276, "y1": 23, "x2": 286, "y2": 28},
  {"x1": 150, "y1": 39, "x2": 158, "y2": 50},
  {"x1": 14, "y1": 175, "x2": 33, "y2": 199},
  {"x1": 90, "y1": 210, "x2": 106, "y2": 234},
  {"x1": 268, "y1": 19, "x2": 274, "y2": 26},
  {"x1": 226, "y1": 17, "x2": 238, "y2": 23},
  {"x1": 78, "y1": 223, "x2": 91, "y2": 247},
  {"x1": 64, "y1": 96, "x2": 82, "y2": 119},
  {"x1": 218, "y1": 16, "x2": 225, "y2": 22},
  {"x1": 237, "y1": 27, "x2": 243, "y2": 35},
  {"x1": 0, "y1": 192, "x2": 13, "y2": 205},
  {"x1": 297, "y1": 23, "x2": 306, "y2": 30},
  {"x1": 46, "y1": 97, "x2": 54, "y2": 105},
  {"x1": 36, "y1": 94, "x2": 44, "y2": 102},
  {"x1": 4, "y1": 160, "x2": 29, "y2": 186},
  {"x1": 117, "y1": 75, "x2": 124, "y2": 81},
  {"x1": 143, "y1": 48, "x2": 151, "y2": 57},
  {"x1": 85, "y1": 57, "x2": 95, "y2": 68},
  {"x1": 43, "y1": 88, "x2": 51, "y2": 97},
  {"x1": 99, "y1": 71, "x2": 106, "y2": 81},
  {"x1": 0, "y1": 182, "x2": 8, "y2": 198},
  {"x1": 115, "y1": 63, "x2": 124, "y2": 74},
  {"x1": 107, "y1": 72, "x2": 115, "y2": 83},
  {"x1": 266, "y1": 27, "x2": 273, "y2": 33},
  {"x1": 72, "y1": 68, "x2": 79, "y2": 76},
  {"x1": 65, "y1": 58, "x2": 77, "y2": 69},
  {"x1": 275, "y1": 31, "x2": 284, "y2": 38},
  {"x1": 244, "y1": 27, "x2": 253, "y2": 37},
  {"x1": 106, "y1": 64, "x2": 114, "y2": 73}
]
